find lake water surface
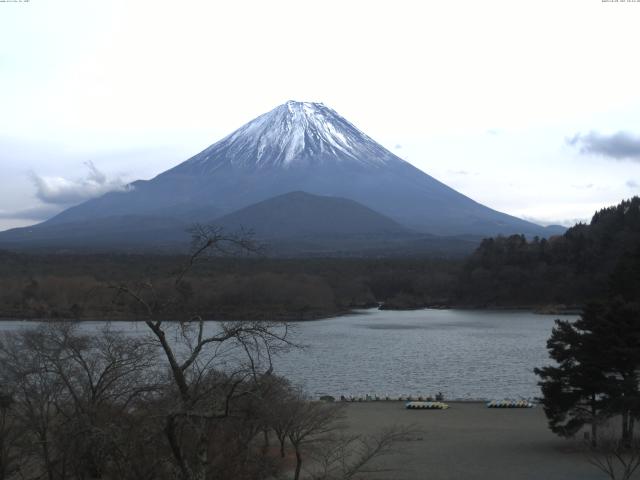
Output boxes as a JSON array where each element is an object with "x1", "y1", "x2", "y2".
[
  {"x1": 0, "y1": 308, "x2": 574, "y2": 401},
  {"x1": 274, "y1": 308, "x2": 574, "y2": 400}
]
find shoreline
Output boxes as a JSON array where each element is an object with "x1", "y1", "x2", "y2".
[
  {"x1": 384, "y1": 303, "x2": 582, "y2": 315},
  {"x1": 0, "y1": 303, "x2": 582, "y2": 322},
  {"x1": 0, "y1": 308, "x2": 356, "y2": 323},
  {"x1": 0, "y1": 303, "x2": 581, "y2": 322}
]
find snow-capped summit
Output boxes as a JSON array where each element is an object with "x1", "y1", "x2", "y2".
[
  {"x1": 32, "y1": 101, "x2": 560, "y2": 239},
  {"x1": 169, "y1": 101, "x2": 402, "y2": 174}
]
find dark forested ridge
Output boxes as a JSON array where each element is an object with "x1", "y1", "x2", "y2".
[
  {"x1": 0, "y1": 197, "x2": 638, "y2": 320},
  {"x1": 457, "y1": 196, "x2": 640, "y2": 307},
  {"x1": 0, "y1": 252, "x2": 461, "y2": 320}
]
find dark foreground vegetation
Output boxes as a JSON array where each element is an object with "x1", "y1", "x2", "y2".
[
  {"x1": 0, "y1": 229, "x2": 409, "y2": 480},
  {"x1": 536, "y1": 259, "x2": 640, "y2": 441},
  {"x1": 0, "y1": 322, "x2": 410, "y2": 480},
  {"x1": 1, "y1": 197, "x2": 639, "y2": 320},
  {"x1": 533, "y1": 205, "x2": 640, "y2": 480}
]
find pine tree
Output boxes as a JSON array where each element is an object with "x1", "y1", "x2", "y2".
[
  {"x1": 590, "y1": 300, "x2": 640, "y2": 444},
  {"x1": 536, "y1": 300, "x2": 640, "y2": 446},
  {"x1": 535, "y1": 306, "x2": 610, "y2": 445}
]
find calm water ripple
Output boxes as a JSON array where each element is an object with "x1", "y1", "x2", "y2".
[
  {"x1": 273, "y1": 308, "x2": 574, "y2": 400},
  {"x1": 0, "y1": 308, "x2": 574, "y2": 401}
]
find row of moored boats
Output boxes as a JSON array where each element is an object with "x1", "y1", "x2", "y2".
[{"x1": 404, "y1": 400, "x2": 536, "y2": 410}]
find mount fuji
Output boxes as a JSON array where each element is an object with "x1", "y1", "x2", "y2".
[{"x1": 0, "y1": 101, "x2": 563, "y2": 253}]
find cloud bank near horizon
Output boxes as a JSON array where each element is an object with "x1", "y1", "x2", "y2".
[
  {"x1": 0, "y1": 205, "x2": 64, "y2": 221},
  {"x1": 30, "y1": 161, "x2": 130, "y2": 206}
]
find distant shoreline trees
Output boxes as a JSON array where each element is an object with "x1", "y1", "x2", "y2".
[
  {"x1": 458, "y1": 196, "x2": 640, "y2": 307},
  {"x1": 536, "y1": 243, "x2": 640, "y2": 448}
]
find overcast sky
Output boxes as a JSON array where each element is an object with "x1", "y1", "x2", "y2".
[{"x1": 1, "y1": 0, "x2": 639, "y2": 231}]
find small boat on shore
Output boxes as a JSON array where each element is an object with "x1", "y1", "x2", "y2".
[
  {"x1": 405, "y1": 401, "x2": 449, "y2": 410},
  {"x1": 487, "y1": 400, "x2": 534, "y2": 408}
]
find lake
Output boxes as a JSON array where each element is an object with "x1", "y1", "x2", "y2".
[
  {"x1": 274, "y1": 308, "x2": 572, "y2": 400},
  {"x1": 0, "y1": 308, "x2": 573, "y2": 401}
]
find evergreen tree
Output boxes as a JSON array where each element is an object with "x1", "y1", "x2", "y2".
[
  {"x1": 535, "y1": 305, "x2": 610, "y2": 445},
  {"x1": 590, "y1": 300, "x2": 640, "y2": 444},
  {"x1": 536, "y1": 300, "x2": 640, "y2": 446}
]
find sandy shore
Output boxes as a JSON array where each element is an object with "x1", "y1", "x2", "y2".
[{"x1": 340, "y1": 402, "x2": 608, "y2": 480}]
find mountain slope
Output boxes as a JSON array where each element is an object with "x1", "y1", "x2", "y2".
[
  {"x1": 214, "y1": 191, "x2": 412, "y2": 238},
  {"x1": 0, "y1": 215, "x2": 190, "y2": 250},
  {"x1": 35, "y1": 101, "x2": 556, "y2": 238},
  {"x1": 0, "y1": 191, "x2": 482, "y2": 256}
]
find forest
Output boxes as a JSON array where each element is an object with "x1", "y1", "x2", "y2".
[
  {"x1": 458, "y1": 196, "x2": 640, "y2": 307},
  {"x1": 0, "y1": 253, "x2": 460, "y2": 321},
  {"x1": 0, "y1": 196, "x2": 638, "y2": 321}
]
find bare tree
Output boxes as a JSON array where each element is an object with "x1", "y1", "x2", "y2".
[
  {"x1": 111, "y1": 226, "x2": 293, "y2": 480},
  {"x1": 0, "y1": 322, "x2": 161, "y2": 480},
  {"x1": 275, "y1": 393, "x2": 417, "y2": 480},
  {"x1": 585, "y1": 423, "x2": 640, "y2": 480},
  {"x1": 285, "y1": 397, "x2": 345, "y2": 480},
  {"x1": 0, "y1": 328, "x2": 68, "y2": 480},
  {"x1": 0, "y1": 391, "x2": 24, "y2": 480},
  {"x1": 310, "y1": 426, "x2": 419, "y2": 480},
  {"x1": 43, "y1": 323, "x2": 159, "y2": 479},
  {"x1": 263, "y1": 377, "x2": 297, "y2": 459}
]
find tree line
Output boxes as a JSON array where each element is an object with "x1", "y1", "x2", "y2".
[
  {"x1": 0, "y1": 227, "x2": 409, "y2": 480},
  {"x1": 3, "y1": 197, "x2": 639, "y2": 320},
  {"x1": 534, "y1": 206, "x2": 640, "y2": 479},
  {"x1": 458, "y1": 196, "x2": 640, "y2": 307},
  {"x1": 0, "y1": 253, "x2": 460, "y2": 321}
]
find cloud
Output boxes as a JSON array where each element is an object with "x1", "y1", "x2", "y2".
[
  {"x1": 628, "y1": 180, "x2": 639, "y2": 189},
  {"x1": 486, "y1": 129, "x2": 500, "y2": 136},
  {"x1": 30, "y1": 161, "x2": 130, "y2": 205},
  {"x1": 567, "y1": 131, "x2": 640, "y2": 161},
  {"x1": 0, "y1": 205, "x2": 64, "y2": 221},
  {"x1": 394, "y1": 144, "x2": 402, "y2": 149},
  {"x1": 522, "y1": 215, "x2": 587, "y2": 228}
]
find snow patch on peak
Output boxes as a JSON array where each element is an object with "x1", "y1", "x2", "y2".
[
  {"x1": 285, "y1": 100, "x2": 324, "y2": 112},
  {"x1": 173, "y1": 101, "x2": 409, "y2": 174}
]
